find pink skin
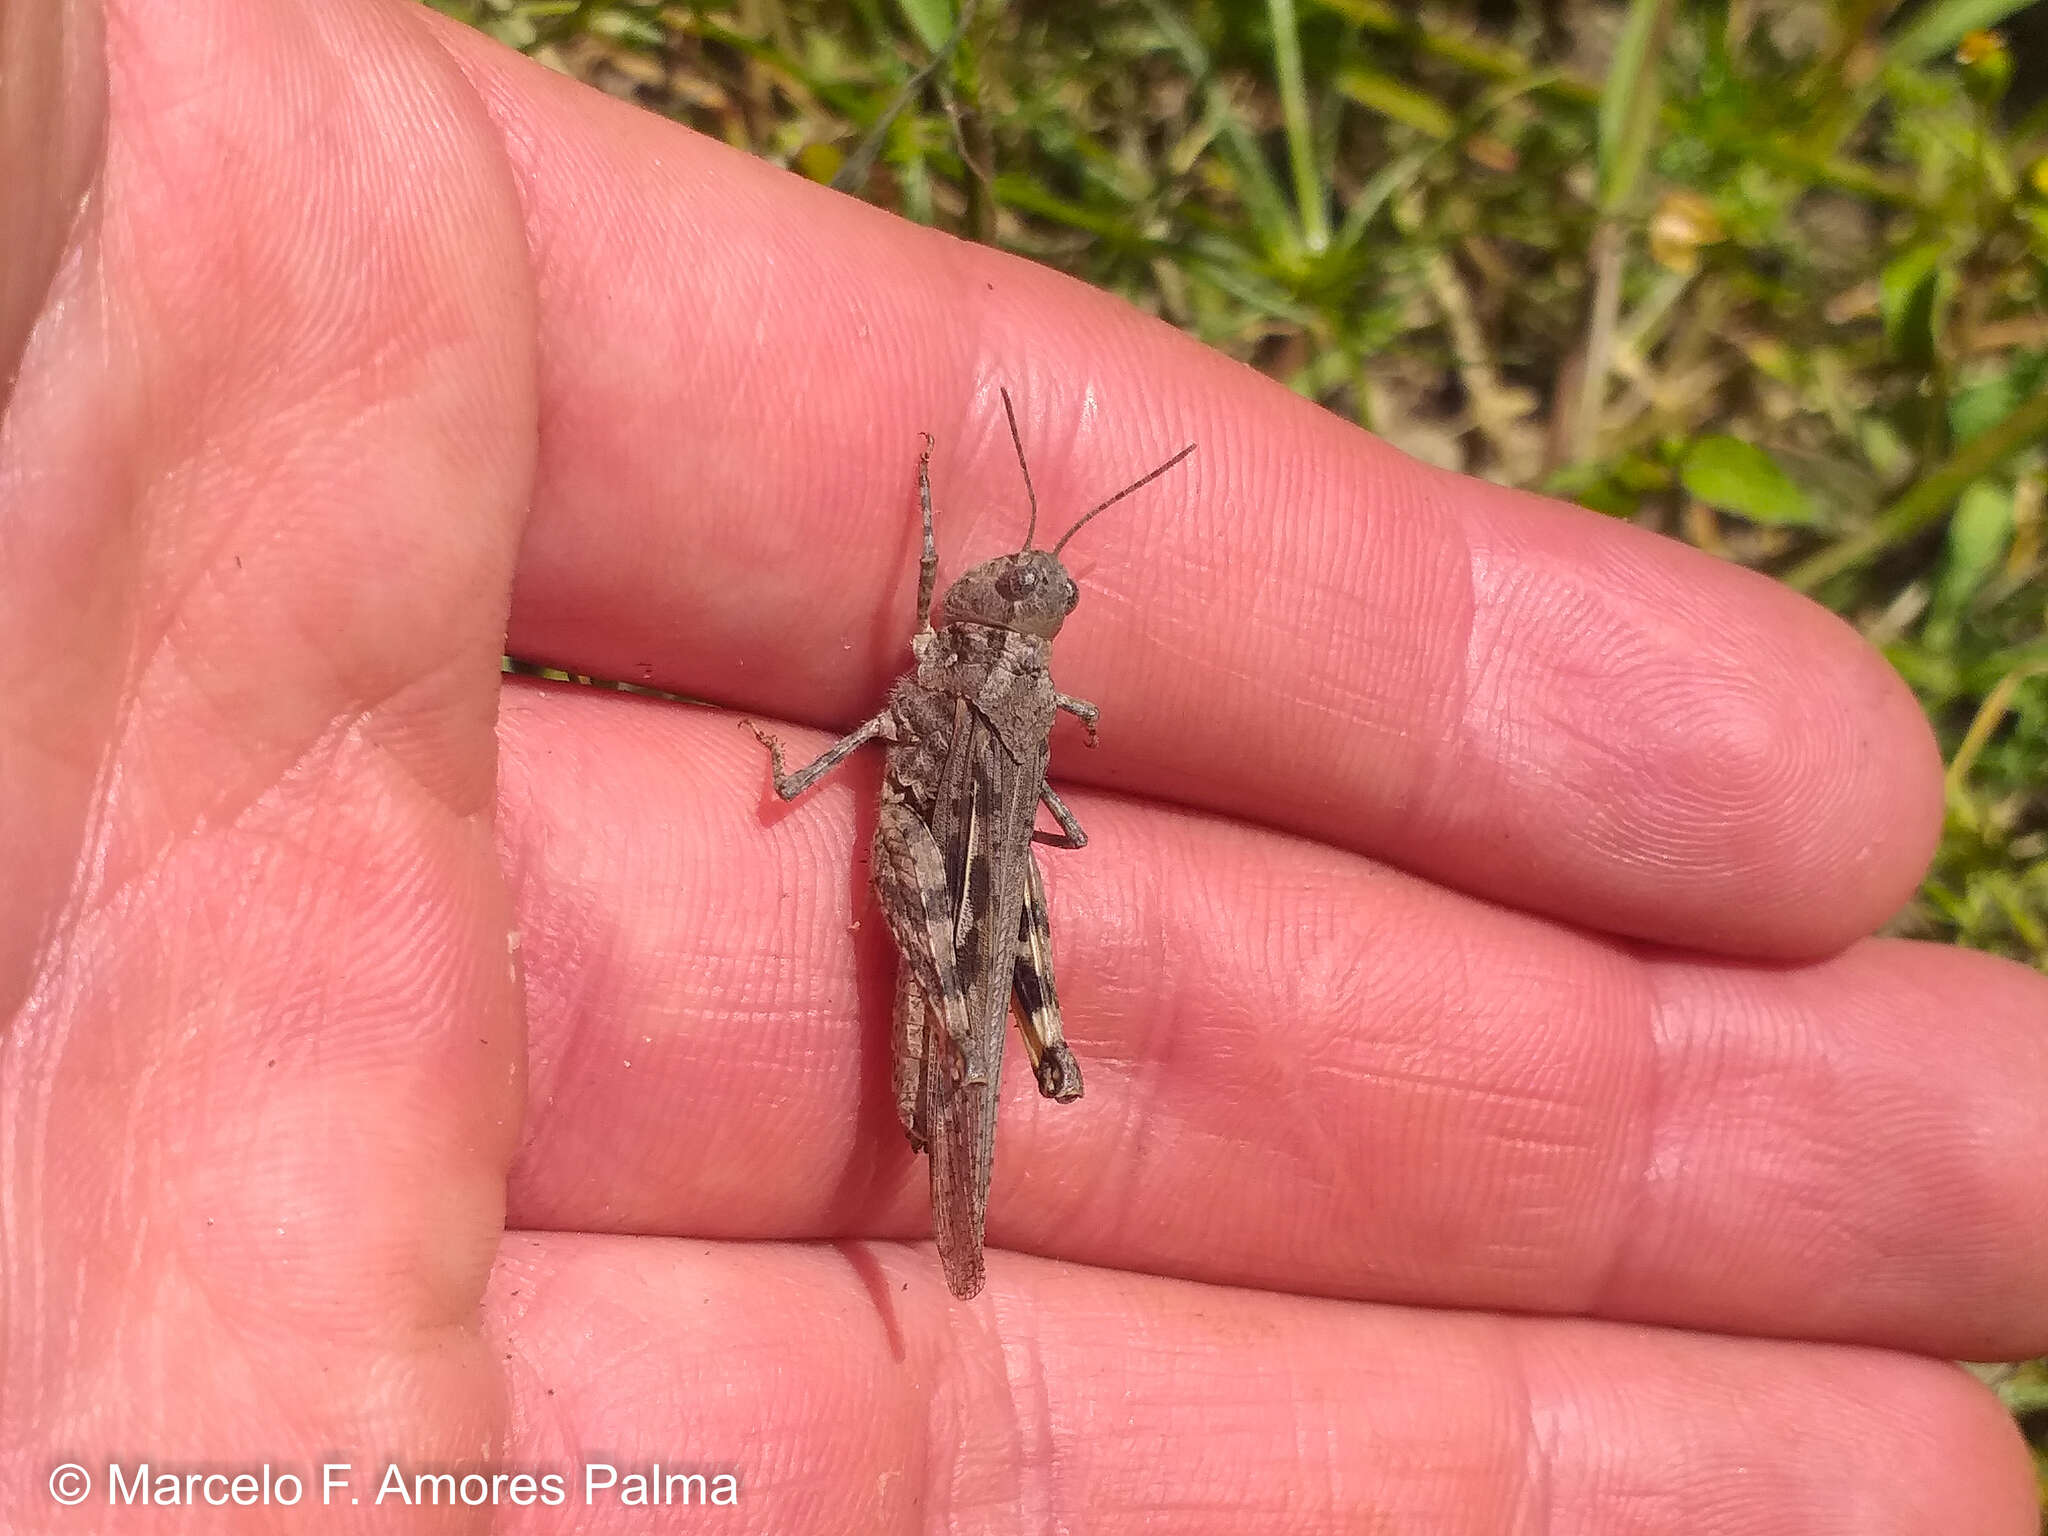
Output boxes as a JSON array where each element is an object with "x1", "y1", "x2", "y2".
[{"x1": 0, "y1": 1, "x2": 2038, "y2": 1531}]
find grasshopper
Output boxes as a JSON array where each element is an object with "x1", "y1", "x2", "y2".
[{"x1": 748, "y1": 391, "x2": 1194, "y2": 1298}]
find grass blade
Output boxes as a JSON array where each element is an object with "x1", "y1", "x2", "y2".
[
  {"x1": 1138, "y1": 0, "x2": 1302, "y2": 262},
  {"x1": 1266, "y1": 0, "x2": 1328, "y2": 252},
  {"x1": 1597, "y1": 0, "x2": 1675, "y2": 214},
  {"x1": 1785, "y1": 387, "x2": 2048, "y2": 592}
]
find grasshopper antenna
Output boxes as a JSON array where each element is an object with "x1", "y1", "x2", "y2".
[
  {"x1": 1050, "y1": 443, "x2": 1197, "y2": 557},
  {"x1": 999, "y1": 387, "x2": 1040, "y2": 548}
]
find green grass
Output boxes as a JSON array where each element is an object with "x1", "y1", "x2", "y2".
[{"x1": 441, "y1": 0, "x2": 2048, "y2": 1501}]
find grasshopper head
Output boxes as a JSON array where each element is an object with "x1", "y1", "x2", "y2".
[
  {"x1": 941, "y1": 549, "x2": 1080, "y2": 639},
  {"x1": 942, "y1": 387, "x2": 1195, "y2": 641}
]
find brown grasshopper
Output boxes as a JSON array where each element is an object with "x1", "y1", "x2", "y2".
[{"x1": 747, "y1": 391, "x2": 1194, "y2": 1298}]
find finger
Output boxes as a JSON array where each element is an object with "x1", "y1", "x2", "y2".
[
  {"x1": 488, "y1": 1234, "x2": 2033, "y2": 1535},
  {"x1": 2, "y1": 0, "x2": 530, "y2": 1506},
  {"x1": 496, "y1": 687, "x2": 2048, "y2": 1361},
  {"x1": 0, "y1": 0, "x2": 114, "y2": 1020},
  {"x1": 439, "y1": 22, "x2": 1939, "y2": 959},
  {"x1": 0, "y1": 0, "x2": 101, "y2": 426}
]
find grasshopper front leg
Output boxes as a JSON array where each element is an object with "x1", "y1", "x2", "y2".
[
  {"x1": 745, "y1": 712, "x2": 890, "y2": 800},
  {"x1": 915, "y1": 433, "x2": 940, "y2": 635},
  {"x1": 1054, "y1": 692, "x2": 1099, "y2": 747}
]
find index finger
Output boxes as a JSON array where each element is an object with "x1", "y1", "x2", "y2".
[{"x1": 447, "y1": 24, "x2": 1941, "y2": 959}]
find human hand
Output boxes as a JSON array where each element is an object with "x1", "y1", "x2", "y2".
[{"x1": 3, "y1": 2, "x2": 2042, "y2": 1531}]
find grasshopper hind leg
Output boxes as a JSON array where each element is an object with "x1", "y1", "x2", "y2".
[
  {"x1": 892, "y1": 968, "x2": 929, "y2": 1151},
  {"x1": 870, "y1": 801, "x2": 975, "y2": 1051},
  {"x1": 1012, "y1": 852, "x2": 1083, "y2": 1102}
]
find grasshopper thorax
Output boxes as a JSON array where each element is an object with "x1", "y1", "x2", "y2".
[{"x1": 941, "y1": 549, "x2": 1080, "y2": 640}]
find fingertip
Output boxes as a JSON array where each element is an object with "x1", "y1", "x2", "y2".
[{"x1": 1445, "y1": 503, "x2": 1945, "y2": 956}]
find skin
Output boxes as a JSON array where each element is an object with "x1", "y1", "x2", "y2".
[{"x1": 1, "y1": 0, "x2": 2043, "y2": 1530}]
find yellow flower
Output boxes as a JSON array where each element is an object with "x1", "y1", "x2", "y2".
[
  {"x1": 1956, "y1": 30, "x2": 2011, "y2": 105},
  {"x1": 1955, "y1": 30, "x2": 2004, "y2": 67},
  {"x1": 1649, "y1": 190, "x2": 1725, "y2": 275}
]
